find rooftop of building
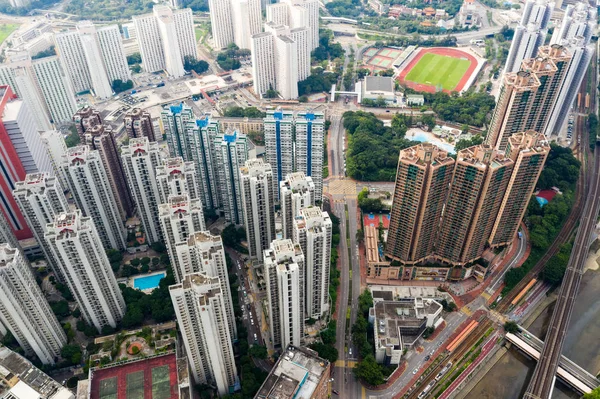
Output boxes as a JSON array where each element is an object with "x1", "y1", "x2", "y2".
[
  {"x1": 255, "y1": 346, "x2": 329, "y2": 399},
  {"x1": 0, "y1": 347, "x2": 72, "y2": 399},
  {"x1": 400, "y1": 143, "x2": 454, "y2": 167},
  {"x1": 187, "y1": 231, "x2": 220, "y2": 245},
  {"x1": 364, "y1": 76, "x2": 395, "y2": 94},
  {"x1": 240, "y1": 158, "x2": 272, "y2": 176},
  {"x1": 457, "y1": 144, "x2": 513, "y2": 169},
  {"x1": 281, "y1": 172, "x2": 314, "y2": 192}
]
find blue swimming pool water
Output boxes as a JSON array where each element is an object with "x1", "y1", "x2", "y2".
[
  {"x1": 535, "y1": 197, "x2": 549, "y2": 207},
  {"x1": 133, "y1": 272, "x2": 166, "y2": 290},
  {"x1": 410, "y1": 132, "x2": 456, "y2": 154}
]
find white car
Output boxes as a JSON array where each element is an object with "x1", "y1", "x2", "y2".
[{"x1": 413, "y1": 368, "x2": 419, "y2": 374}]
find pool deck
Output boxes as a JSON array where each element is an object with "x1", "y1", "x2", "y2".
[{"x1": 129, "y1": 271, "x2": 167, "y2": 293}]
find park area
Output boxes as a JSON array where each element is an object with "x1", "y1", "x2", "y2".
[
  {"x1": 0, "y1": 24, "x2": 19, "y2": 45},
  {"x1": 398, "y1": 48, "x2": 479, "y2": 93}
]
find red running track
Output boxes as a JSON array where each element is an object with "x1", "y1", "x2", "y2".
[{"x1": 397, "y1": 47, "x2": 479, "y2": 94}]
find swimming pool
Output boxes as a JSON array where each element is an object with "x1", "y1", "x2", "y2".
[
  {"x1": 133, "y1": 272, "x2": 166, "y2": 291},
  {"x1": 409, "y1": 132, "x2": 456, "y2": 154}
]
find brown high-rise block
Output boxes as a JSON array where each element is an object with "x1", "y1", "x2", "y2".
[
  {"x1": 85, "y1": 124, "x2": 135, "y2": 219},
  {"x1": 124, "y1": 108, "x2": 157, "y2": 142},
  {"x1": 436, "y1": 144, "x2": 514, "y2": 266},
  {"x1": 73, "y1": 106, "x2": 102, "y2": 142},
  {"x1": 489, "y1": 131, "x2": 550, "y2": 247},
  {"x1": 386, "y1": 143, "x2": 454, "y2": 264},
  {"x1": 485, "y1": 46, "x2": 570, "y2": 151}
]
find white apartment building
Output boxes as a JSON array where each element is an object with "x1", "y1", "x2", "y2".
[
  {"x1": 40, "y1": 130, "x2": 69, "y2": 190},
  {"x1": 0, "y1": 212, "x2": 18, "y2": 249},
  {"x1": 54, "y1": 30, "x2": 91, "y2": 94},
  {"x1": 61, "y1": 145, "x2": 127, "y2": 250},
  {"x1": 251, "y1": 32, "x2": 277, "y2": 99},
  {"x1": 13, "y1": 173, "x2": 69, "y2": 281},
  {"x1": 295, "y1": 111, "x2": 325, "y2": 200},
  {"x1": 45, "y1": 211, "x2": 126, "y2": 332},
  {"x1": 293, "y1": 207, "x2": 331, "y2": 319},
  {"x1": 159, "y1": 194, "x2": 205, "y2": 282},
  {"x1": 264, "y1": 239, "x2": 304, "y2": 349},
  {"x1": 156, "y1": 157, "x2": 201, "y2": 204},
  {"x1": 264, "y1": 109, "x2": 324, "y2": 200},
  {"x1": 231, "y1": 0, "x2": 262, "y2": 49},
  {"x1": 268, "y1": 0, "x2": 320, "y2": 50},
  {"x1": 174, "y1": 231, "x2": 237, "y2": 339},
  {"x1": 208, "y1": 0, "x2": 235, "y2": 49},
  {"x1": 77, "y1": 22, "x2": 114, "y2": 99},
  {"x1": 96, "y1": 25, "x2": 130, "y2": 83},
  {"x1": 0, "y1": 244, "x2": 67, "y2": 365},
  {"x1": 280, "y1": 172, "x2": 315, "y2": 239},
  {"x1": 169, "y1": 273, "x2": 238, "y2": 396},
  {"x1": 240, "y1": 159, "x2": 276, "y2": 259},
  {"x1": 162, "y1": 106, "x2": 219, "y2": 208},
  {"x1": 274, "y1": 34, "x2": 299, "y2": 100},
  {"x1": 266, "y1": 3, "x2": 290, "y2": 26},
  {"x1": 289, "y1": 27, "x2": 310, "y2": 81},
  {"x1": 214, "y1": 131, "x2": 248, "y2": 225},
  {"x1": 0, "y1": 52, "x2": 77, "y2": 128},
  {"x1": 264, "y1": 108, "x2": 294, "y2": 196},
  {"x1": 121, "y1": 138, "x2": 163, "y2": 244},
  {"x1": 504, "y1": 0, "x2": 553, "y2": 73},
  {"x1": 133, "y1": 6, "x2": 196, "y2": 77},
  {"x1": 2, "y1": 99, "x2": 53, "y2": 175}
]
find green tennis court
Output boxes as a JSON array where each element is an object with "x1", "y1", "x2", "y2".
[{"x1": 404, "y1": 53, "x2": 471, "y2": 91}]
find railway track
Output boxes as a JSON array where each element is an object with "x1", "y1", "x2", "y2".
[
  {"x1": 523, "y1": 144, "x2": 600, "y2": 399},
  {"x1": 404, "y1": 318, "x2": 493, "y2": 399}
]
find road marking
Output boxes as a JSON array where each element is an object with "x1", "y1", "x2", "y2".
[
  {"x1": 461, "y1": 307, "x2": 473, "y2": 316},
  {"x1": 362, "y1": 386, "x2": 366, "y2": 398},
  {"x1": 334, "y1": 360, "x2": 358, "y2": 368},
  {"x1": 481, "y1": 292, "x2": 491, "y2": 300}
]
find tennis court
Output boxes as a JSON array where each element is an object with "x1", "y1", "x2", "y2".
[{"x1": 362, "y1": 46, "x2": 403, "y2": 71}]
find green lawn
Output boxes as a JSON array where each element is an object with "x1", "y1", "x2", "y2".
[
  {"x1": 0, "y1": 24, "x2": 19, "y2": 45},
  {"x1": 405, "y1": 53, "x2": 471, "y2": 91}
]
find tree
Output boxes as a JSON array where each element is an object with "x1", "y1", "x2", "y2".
[
  {"x1": 183, "y1": 55, "x2": 209, "y2": 74},
  {"x1": 583, "y1": 387, "x2": 600, "y2": 399},
  {"x1": 265, "y1": 88, "x2": 278, "y2": 99},
  {"x1": 65, "y1": 128, "x2": 80, "y2": 148},
  {"x1": 504, "y1": 321, "x2": 519, "y2": 333},
  {"x1": 248, "y1": 345, "x2": 268, "y2": 359},
  {"x1": 131, "y1": 64, "x2": 142, "y2": 74},
  {"x1": 127, "y1": 53, "x2": 142, "y2": 65},
  {"x1": 421, "y1": 114, "x2": 436, "y2": 130},
  {"x1": 309, "y1": 342, "x2": 339, "y2": 363},
  {"x1": 354, "y1": 354, "x2": 385, "y2": 386},
  {"x1": 61, "y1": 344, "x2": 82, "y2": 365},
  {"x1": 151, "y1": 242, "x2": 167, "y2": 253},
  {"x1": 454, "y1": 135, "x2": 484, "y2": 152},
  {"x1": 112, "y1": 79, "x2": 134, "y2": 93},
  {"x1": 50, "y1": 300, "x2": 71, "y2": 319}
]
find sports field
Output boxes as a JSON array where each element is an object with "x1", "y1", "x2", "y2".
[{"x1": 404, "y1": 53, "x2": 471, "y2": 91}]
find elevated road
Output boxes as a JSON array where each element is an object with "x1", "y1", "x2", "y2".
[{"x1": 523, "y1": 144, "x2": 600, "y2": 399}]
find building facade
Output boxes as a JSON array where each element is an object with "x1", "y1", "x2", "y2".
[
  {"x1": 61, "y1": 146, "x2": 127, "y2": 250},
  {"x1": 280, "y1": 172, "x2": 315, "y2": 239},
  {"x1": 0, "y1": 244, "x2": 67, "y2": 365},
  {"x1": 124, "y1": 108, "x2": 157, "y2": 141},
  {"x1": 121, "y1": 138, "x2": 163, "y2": 244},
  {"x1": 213, "y1": 131, "x2": 248, "y2": 224},
  {"x1": 156, "y1": 157, "x2": 201, "y2": 204},
  {"x1": 169, "y1": 273, "x2": 238, "y2": 396},
  {"x1": 264, "y1": 239, "x2": 304, "y2": 349},
  {"x1": 45, "y1": 211, "x2": 126, "y2": 331},
  {"x1": 240, "y1": 159, "x2": 276, "y2": 259}
]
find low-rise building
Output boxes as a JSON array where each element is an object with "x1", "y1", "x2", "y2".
[
  {"x1": 405, "y1": 94, "x2": 425, "y2": 106},
  {"x1": 369, "y1": 297, "x2": 443, "y2": 365},
  {"x1": 254, "y1": 345, "x2": 330, "y2": 399},
  {"x1": 362, "y1": 76, "x2": 395, "y2": 103}
]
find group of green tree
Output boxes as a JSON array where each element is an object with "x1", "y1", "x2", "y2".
[
  {"x1": 413, "y1": 89, "x2": 496, "y2": 127},
  {"x1": 127, "y1": 53, "x2": 143, "y2": 74},
  {"x1": 31, "y1": 46, "x2": 56, "y2": 60},
  {"x1": 503, "y1": 144, "x2": 580, "y2": 291},
  {"x1": 357, "y1": 187, "x2": 388, "y2": 213},
  {"x1": 325, "y1": 0, "x2": 365, "y2": 18},
  {"x1": 343, "y1": 111, "x2": 421, "y2": 181},
  {"x1": 223, "y1": 106, "x2": 266, "y2": 118},
  {"x1": 454, "y1": 135, "x2": 484, "y2": 152},
  {"x1": 0, "y1": 0, "x2": 54, "y2": 15},
  {"x1": 312, "y1": 30, "x2": 345, "y2": 63},
  {"x1": 65, "y1": 0, "x2": 156, "y2": 20},
  {"x1": 111, "y1": 79, "x2": 134, "y2": 94},
  {"x1": 298, "y1": 69, "x2": 339, "y2": 96},
  {"x1": 184, "y1": 56, "x2": 209, "y2": 74},
  {"x1": 180, "y1": 0, "x2": 209, "y2": 11},
  {"x1": 221, "y1": 224, "x2": 247, "y2": 254},
  {"x1": 383, "y1": 35, "x2": 457, "y2": 49},
  {"x1": 583, "y1": 387, "x2": 600, "y2": 399},
  {"x1": 217, "y1": 44, "x2": 249, "y2": 71}
]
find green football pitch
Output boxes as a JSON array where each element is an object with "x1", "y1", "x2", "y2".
[{"x1": 404, "y1": 53, "x2": 471, "y2": 91}]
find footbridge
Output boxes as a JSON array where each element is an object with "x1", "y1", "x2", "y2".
[{"x1": 505, "y1": 328, "x2": 600, "y2": 395}]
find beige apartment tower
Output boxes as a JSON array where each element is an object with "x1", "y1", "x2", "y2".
[
  {"x1": 436, "y1": 145, "x2": 514, "y2": 266},
  {"x1": 385, "y1": 144, "x2": 454, "y2": 264},
  {"x1": 489, "y1": 131, "x2": 550, "y2": 247}
]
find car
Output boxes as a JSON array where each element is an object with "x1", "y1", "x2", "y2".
[
  {"x1": 332, "y1": 390, "x2": 339, "y2": 395},
  {"x1": 348, "y1": 348, "x2": 352, "y2": 356},
  {"x1": 412, "y1": 368, "x2": 419, "y2": 375},
  {"x1": 425, "y1": 355, "x2": 430, "y2": 361},
  {"x1": 254, "y1": 333, "x2": 258, "y2": 342},
  {"x1": 251, "y1": 319, "x2": 254, "y2": 325}
]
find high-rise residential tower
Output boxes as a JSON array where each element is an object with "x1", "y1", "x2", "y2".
[
  {"x1": 436, "y1": 145, "x2": 514, "y2": 267},
  {"x1": 214, "y1": 130, "x2": 248, "y2": 224},
  {"x1": 231, "y1": 0, "x2": 263, "y2": 49},
  {"x1": 169, "y1": 273, "x2": 238, "y2": 396},
  {"x1": 207, "y1": 0, "x2": 234, "y2": 49},
  {"x1": 504, "y1": 0, "x2": 553, "y2": 74},
  {"x1": 133, "y1": 6, "x2": 196, "y2": 77},
  {"x1": 489, "y1": 131, "x2": 550, "y2": 246},
  {"x1": 0, "y1": 244, "x2": 67, "y2": 365},
  {"x1": 124, "y1": 108, "x2": 157, "y2": 141},
  {"x1": 280, "y1": 172, "x2": 315, "y2": 239},
  {"x1": 85, "y1": 124, "x2": 135, "y2": 219},
  {"x1": 293, "y1": 207, "x2": 331, "y2": 319},
  {"x1": 385, "y1": 144, "x2": 454, "y2": 264},
  {"x1": 45, "y1": 211, "x2": 126, "y2": 331},
  {"x1": 76, "y1": 22, "x2": 114, "y2": 99},
  {"x1": 61, "y1": 146, "x2": 127, "y2": 250},
  {"x1": 156, "y1": 157, "x2": 200, "y2": 204},
  {"x1": 13, "y1": 173, "x2": 69, "y2": 280},
  {"x1": 159, "y1": 194, "x2": 205, "y2": 282},
  {"x1": 174, "y1": 231, "x2": 237, "y2": 338},
  {"x1": 264, "y1": 239, "x2": 304, "y2": 349},
  {"x1": 121, "y1": 138, "x2": 163, "y2": 244},
  {"x1": 264, "y1": 108, "x2": 294, "y2": 195},
  {"x1": 40, "y1": 130, "x2": 69, "y2": 190},
  {"x1": 73, "y1": 106, "x2": 102, "y2": 141},
  {"x1": 240, "y1": 159, "x2": 276, "y2": 259}
]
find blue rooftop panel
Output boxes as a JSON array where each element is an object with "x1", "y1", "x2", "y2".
[
  {"x1": 196, "y1": 116, "x2": 209, "y2": 128},
  {"x1": 304, "y1": 112, "x2": 315, "y2": 121},
  {"x1": 169, "y1": 103, "x2": 183, "y2": 114},
  {"x1": 224, "y1": 131, "x2": 237, "y2": 143}
]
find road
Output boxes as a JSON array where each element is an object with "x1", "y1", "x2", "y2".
[
  {"x1": 524, "y1": 142, "x2": 600, "y2": 398},
  {"x1": 488, "y1": 230, "x2": 527, "y2": 292}
]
